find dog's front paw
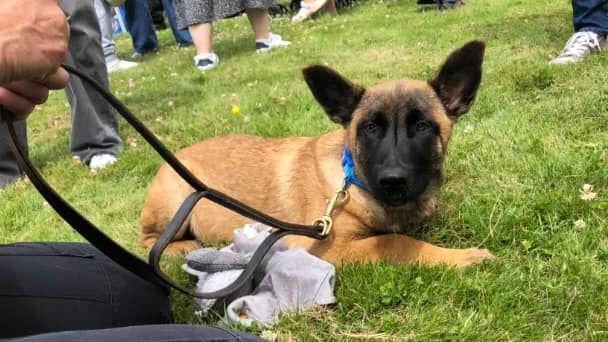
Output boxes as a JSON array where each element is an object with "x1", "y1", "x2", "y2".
[
  {"x1": 161, "y1": 240, "x2": 201, "y2": 257},
  {"x1": 456, "y1": 248, "x2": 496, "y2": 268}
]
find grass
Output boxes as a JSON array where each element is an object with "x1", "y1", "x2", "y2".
[{"x1": 1, "y1": 0, "x2": 607, "y2": 339}]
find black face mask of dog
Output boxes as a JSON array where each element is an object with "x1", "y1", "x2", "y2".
[{"x1": 303, "y1": 41, "x2": 484, "y2": 207}]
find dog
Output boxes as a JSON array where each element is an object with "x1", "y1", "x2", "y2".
[{"x1": 140, "y1": 40, "x2": 495, "y2": 268}]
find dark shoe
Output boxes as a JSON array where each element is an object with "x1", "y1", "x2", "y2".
[
  {"x1": 131, "y1": 52, "x2": 144, "y2": 61},
  {"x1": 417, "y1": 0, "x2": 464, "y2": 10},
  {"x1": 130, "y1": 48, "x2": 160, "y2": 61},
  {"x1": 440, "y1": 0, "x2": 464, "y2": 10}
]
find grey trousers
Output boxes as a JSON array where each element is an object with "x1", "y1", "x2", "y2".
[
  {"x1": 0, "y1": 0, "x2": 123, "y2": 188},
  {"x1": 94, "y1": 0, "x2": 120, "y2": 65}
]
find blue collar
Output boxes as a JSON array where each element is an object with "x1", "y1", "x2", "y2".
[{"x1": 342, "y1": 148, "x2": 368, "y2": 191}]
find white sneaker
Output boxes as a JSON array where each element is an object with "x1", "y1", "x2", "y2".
[
  {"x1": 255, "y1": 33, "x2": 291, "y2": 53},
  {"x1": 292, "y1": 0, "x2": 329, "y2": 23},
  {"x1": 194, "y1": 52, "x2": 219, "y2": 71},
  {"x1": 550, "y1": 31, "x2": 608, "y2": 64},
  {"x1": 107, "y1": 59, "x2": 138, "y2": 73},
  {"x1": 89, "y1": 154, "x2": 117, "y2": 170}
]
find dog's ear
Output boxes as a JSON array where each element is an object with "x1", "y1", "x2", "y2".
[
  {"x1": 429, "y1": 40, "x2": 485, "y2": 119},
  {"x1": 302, "y1": 65, "x2": 365, "y2": 126}
]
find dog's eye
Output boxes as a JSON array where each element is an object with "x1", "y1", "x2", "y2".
[
  {"x1": 415, "y1": 121, "x2": 431, "y2": 132},
  {"x1": 364, "y1": 122, "x2": 378, "y2": 135}
]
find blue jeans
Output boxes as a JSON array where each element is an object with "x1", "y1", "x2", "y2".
[
  {"x1": 124, "y1": 0, "x2": 191, "y2": 54},
  {"x1": 573, "y1": 0, "x2": 608, "y2": 34},
  {"x1": 124, "y1": 0, "x2": 159, "y2": 54},
  {"x1": 161, "y1": 0, "x2": 192, "y2": 45}
]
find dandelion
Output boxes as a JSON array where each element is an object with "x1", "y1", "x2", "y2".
[
  {"x1": 464, "y1": 125, "x2": 474, "y2": 134},
  {"x1": 231, "y1": 104, "x2": 241, "y2": 116}
]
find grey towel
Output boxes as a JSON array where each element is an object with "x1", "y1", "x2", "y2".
[
  {"x1": 186, "y1": 248, "x2": 249, "y2": 273},
  {"x1": 182, "y1": 223, "x2": 336, "y2": 327}
]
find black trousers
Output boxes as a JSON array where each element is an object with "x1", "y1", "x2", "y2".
[
  {"x1": 9, "y1": 325, "x2": 263, "y2": 342},
  {"x1": 0, "y1": 243, "x2": 262, "y2": 341}
]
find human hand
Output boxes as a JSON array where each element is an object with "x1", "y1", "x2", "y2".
[
  {"x1": 0, "y1": 69, "x2": 69, "y2": 120},
  {"x1": 0, "y1": 0, "x2": 69, "y2": 85},
  {"x1": 0, "y1": 0, "x2": 70, "y2": 120}
]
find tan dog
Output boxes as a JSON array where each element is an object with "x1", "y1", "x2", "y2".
[{"x1": 140, "y1": 41, "x2": 495, "y2": 268}]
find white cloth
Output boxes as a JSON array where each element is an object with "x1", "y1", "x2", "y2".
[{"x1": 182, "y1": 223, "x2": 336, "y2": 327}]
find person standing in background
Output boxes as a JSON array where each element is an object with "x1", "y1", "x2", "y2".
[
  {"x1": 551, "y1": 0, "x2": 608, "y2": 64},
  {"x1": 94, "y1": 0, "x2": 139, "y2": 73},
  {"x1": 124, "y1": 0, "x2": 193, "y2": 60},
  {"x1": 291, "y1": 0, "x2": 337, "y2": 23},
  {"x1": 173, "y1": 1, "x2": 290, "y2": 71}
]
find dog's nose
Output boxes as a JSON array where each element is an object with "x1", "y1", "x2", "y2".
[{"x1": 378, "y1": 170, "x2": 408, "y2": 190}]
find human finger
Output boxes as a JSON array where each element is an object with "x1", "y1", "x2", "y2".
[
  {"x1": 4, "y1": 81, "x2": 50, "y2": 105},
  {"x1": 0, "y1": 87, "x2": 36, "y2": 120},
  {"x1": 39, "y1": 67, "x2": 69, "y2": 90}
]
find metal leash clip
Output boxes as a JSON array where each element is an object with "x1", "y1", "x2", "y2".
[{"x1": 313, "y1": 186, "x2": 350, "y2": 237}]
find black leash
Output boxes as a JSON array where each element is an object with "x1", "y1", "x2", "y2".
[{"x1": 0, "y1": 64, "x2": 328, "y2": 299}]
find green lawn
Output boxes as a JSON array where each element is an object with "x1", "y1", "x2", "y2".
[{"x1": 2, "y1": 0, "x2": 608, "y2": 340}]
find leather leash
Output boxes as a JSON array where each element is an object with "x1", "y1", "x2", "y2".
[{"x1": 0, "y1": 64, "x2": 330, "y2": 299}]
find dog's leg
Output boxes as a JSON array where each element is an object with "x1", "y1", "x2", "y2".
[
  {"x1": 141, "y1": 233, "x2": 199, "y2": 257},
  {"x1": 153, "y1": 240, "x2": 200, "y2": 256},
  {"x1": 336, "y1": 234, "x2": 495, "y2": 268},
  {"x1": 140, "y1": 162, "x2": 203, "y2": 257},
  {"x1": 141, "y1": 210, "x2": 199, "y2": 257}
]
